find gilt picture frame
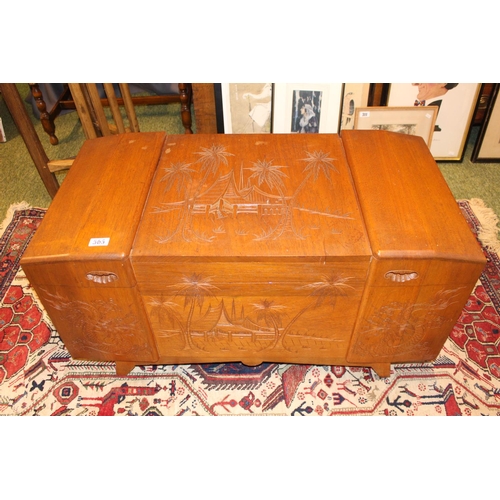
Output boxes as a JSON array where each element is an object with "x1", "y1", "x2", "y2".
[
  {"x1": 387, "y1": 83, "x2": 481, "y2": 161},
  {"x1": 272, "y1": 83, "x2": 343, "y2": 134},
  {"x1": 353, "y1": 106, "x2": 438, "y2": 146},
  {"x1": 471, "y1": 83, "x2": 500, "y2": 162},
  {"x1": 221, "y1": 83, "x2": 273, "y2": 134}
]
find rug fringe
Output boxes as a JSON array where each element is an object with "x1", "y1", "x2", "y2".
[
  {"x1": 468, "y1": 198, "x2": 500, "y2": 254},
  {"x1": 0, "y1": 201, "x2": 33, "y2": 233}
]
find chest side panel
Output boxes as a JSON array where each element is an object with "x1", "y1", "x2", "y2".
[
  {"x1": 341, "y1": 130, "x2": 486, "y2": 365},
  {"x1": 31, "y1": 283, "x2": 159, "y2": 363},
  {"x1": 346, "y1": 259, "x2": 482, "y2": 365},
  {"x1": 21, "y1": 133, "x2": 166, "y2": 365}
]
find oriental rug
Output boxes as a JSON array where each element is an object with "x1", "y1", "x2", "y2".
[{"x1": 1, "y1": 200, "x2": 500, "y2": 416}]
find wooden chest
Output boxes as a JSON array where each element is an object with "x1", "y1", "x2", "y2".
[{"x1": 21, "y1": 131, "x2": 486, "y2": 377}]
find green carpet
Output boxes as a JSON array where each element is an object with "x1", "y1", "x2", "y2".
[
  {"x1": 438, "y1": 126, "x2": 500, "y2": 217},
  {"x1": 1, "y1": 83, "x2": 499, "y2": 227},
  {"x1": 0, "y1": 83, "x2": 193, "y2": 219}
]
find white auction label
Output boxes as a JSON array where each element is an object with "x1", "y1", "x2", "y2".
[
  {"x1": 359, "y1": 111, "x2": 370, "y2": 118},
  {"x1": 88, "y1": 237, "x2": 110, "y2": 247}
]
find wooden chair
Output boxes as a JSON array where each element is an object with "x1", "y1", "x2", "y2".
[
  {"x1": 31, "y1": 83, "x2": 140, "y2": 174},
  {"x1": 68, "y1": 83, "x2": 141, "y2": 139},
  {"x1": 0, "y1": 83, "x2": 60, "y2": 196},
  {"x1": 14, "y1": 83, "x2": 133, "y2": 175},
  {"x1": 1, "y1": 83, "x2": 196, "y2": 198},
  {"x1": 30, "y1": 83, "x2": 193, "y2": 144}
]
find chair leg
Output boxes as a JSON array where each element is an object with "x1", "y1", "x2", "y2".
[
  {"x1": 0, "y1": 83, "x2": 60, "y2": 197},
  {"x1": 29, "y1": 84, "x2": 59, "y2": 145},
  {"x1": 178, "y1": 83, "x2": 193, "y2": 134}
]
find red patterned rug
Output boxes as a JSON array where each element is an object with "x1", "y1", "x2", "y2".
[{"x1": 1, "y1": 200, "x2": 500, "y2": 416}]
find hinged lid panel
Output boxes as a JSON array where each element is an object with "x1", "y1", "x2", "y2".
[
  {"x1": 22, "y1": 132, "x2": 165, "y2": 287},
  {"x1": 341, "y1": 130, "x2": 486, "y2": 266},
  {"x1": 132, "y1": 134, "x2": 371, "y2": 265}
]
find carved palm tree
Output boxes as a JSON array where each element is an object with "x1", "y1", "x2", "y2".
[
  {"x1": 160, "y1": 161, "x2": 195, "y2": 195},
  {"x1": 247, "y1": 159, "x2": 292, "y2": 239},
  {"x1": 288, "y1": 150, "x2": 339, "y2": 236},
  {"x1": 293, "y1": 150, "x2": 337, "y2": 211},
  {"x1": 251, "y1": 151, "x2": 338, "y2": 240},
  {"x1": 247, "y1": 159, "x2": 288, "y2": 193},
  {"x1": 265, "y1": 273, "x2": 353, "y2": 351},
  {"x1": 252, "y1": 299, "x2": 287, "y2": 346},
  {"x1": 148, "y1": 298, "x2": 186, "y2": 348},
  {"x1": 154, "y1": 161, "x2": 196, "y2": 242},
  {"x1": 194, "y1": 144, "x2": 234, "y2": 191},
  {"x1": 169, "y1": 273, "x2": 219, "y2": 350},
  {"x1": 183, "y1": 145, "x2": 235, "y2": 241},
  {"x1": 300, "y1": 150, "x2": 338, "y2": 186},
  {"x1": 301, "y1": 272, "x2": 353, "y2": 308},
  {"x1": 155, "y1": 146, "x2": 233, "y2": 243}
]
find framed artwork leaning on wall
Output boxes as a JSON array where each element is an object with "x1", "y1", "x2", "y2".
[
  {"x1": 353, "y1": 106, "x2": 438, "y2": 146},
  {"x1": 387, "y1": 83, "x2": 481, "y2": 161},
  {"x1": 472, "y1": 83, "x2": 500, "y2": 162},
  {"x1": 221, "y1": 83, "x2": 273, "y2": 134},
  {"x1": 272, "y1": 83, "x2": 343, "y2": 134}
]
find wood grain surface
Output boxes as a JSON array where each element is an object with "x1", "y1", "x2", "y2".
[{"x1": 20, "y1": 131, "x2": 486, "y2": 376}]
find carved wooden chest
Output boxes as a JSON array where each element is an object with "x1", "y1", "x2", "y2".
[{"x1": 21, "y1": 131, "x2": 486, "y2": 377}]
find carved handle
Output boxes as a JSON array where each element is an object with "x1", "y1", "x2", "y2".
[
  {"x1": 86, "y1": 271, "x2": 119, "y2": 284},
  {"x1": 384, "y1": 270, "x2": 419, "y2": 283}
]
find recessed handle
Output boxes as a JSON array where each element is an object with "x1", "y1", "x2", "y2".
[
  {"x1": 86, "y1": 271, "x2": 119, "y2": 284},
  {"x1": 384, "y1": 270, "x2": 419, "y2": 283}
]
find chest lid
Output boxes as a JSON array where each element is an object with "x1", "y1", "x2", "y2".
[
  {"x1": 132, "y1": 133, "x2": 371, "y2": 263},
  {"x1": 21, "y1": 132, "x2": 166, "y2": 287},
  {"x1": 341, "y1": 130, "x2": 486, "y2": 265}
]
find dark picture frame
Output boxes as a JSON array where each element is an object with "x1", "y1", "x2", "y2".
[{"x1": 471, "y1": 83, "x2": 500, "y2": 163}]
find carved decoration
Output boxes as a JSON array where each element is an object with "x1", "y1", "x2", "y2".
[
  {"x1": 40, "y1": 289, "x2": 151, "y2": 358},
  {"x1": 153, "y1": 144, "x2": 353, "y2": 244},
  {"x1": 147, "y1": 272, "x2": 355, "y2": 353},
  {"x1": 351, "y1": 288, "x2": 464, "y2": 359}
]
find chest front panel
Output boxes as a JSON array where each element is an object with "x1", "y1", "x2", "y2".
[{"x1": 131, "y1": 133, "x2": 372, "y2": 365}]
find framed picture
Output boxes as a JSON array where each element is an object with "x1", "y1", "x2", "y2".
[
  {"x1": 472, "y1": 83, "x2": 500, "y2": 162},
  {"x1": 0, "y1": 117, "x2": 6, "y2": 143},
  {"x1": 387, "y1": 83, "x2": 481, "y2": 161},
  {"x1": 340, "y1": 83, "x2": 370, "y2": 130},
  {"x1": 272, "y1": 83, "x2": 343, "y2": 133},
  {"x1": 368, "y1": 83, "x2": 390, "y2": 106},
  {"x1": 221, "y1": 83, "x2": 272, "y2": 133},
  {"x1": 353, "y1": 106, "x2": 438, "y2": 146}
]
